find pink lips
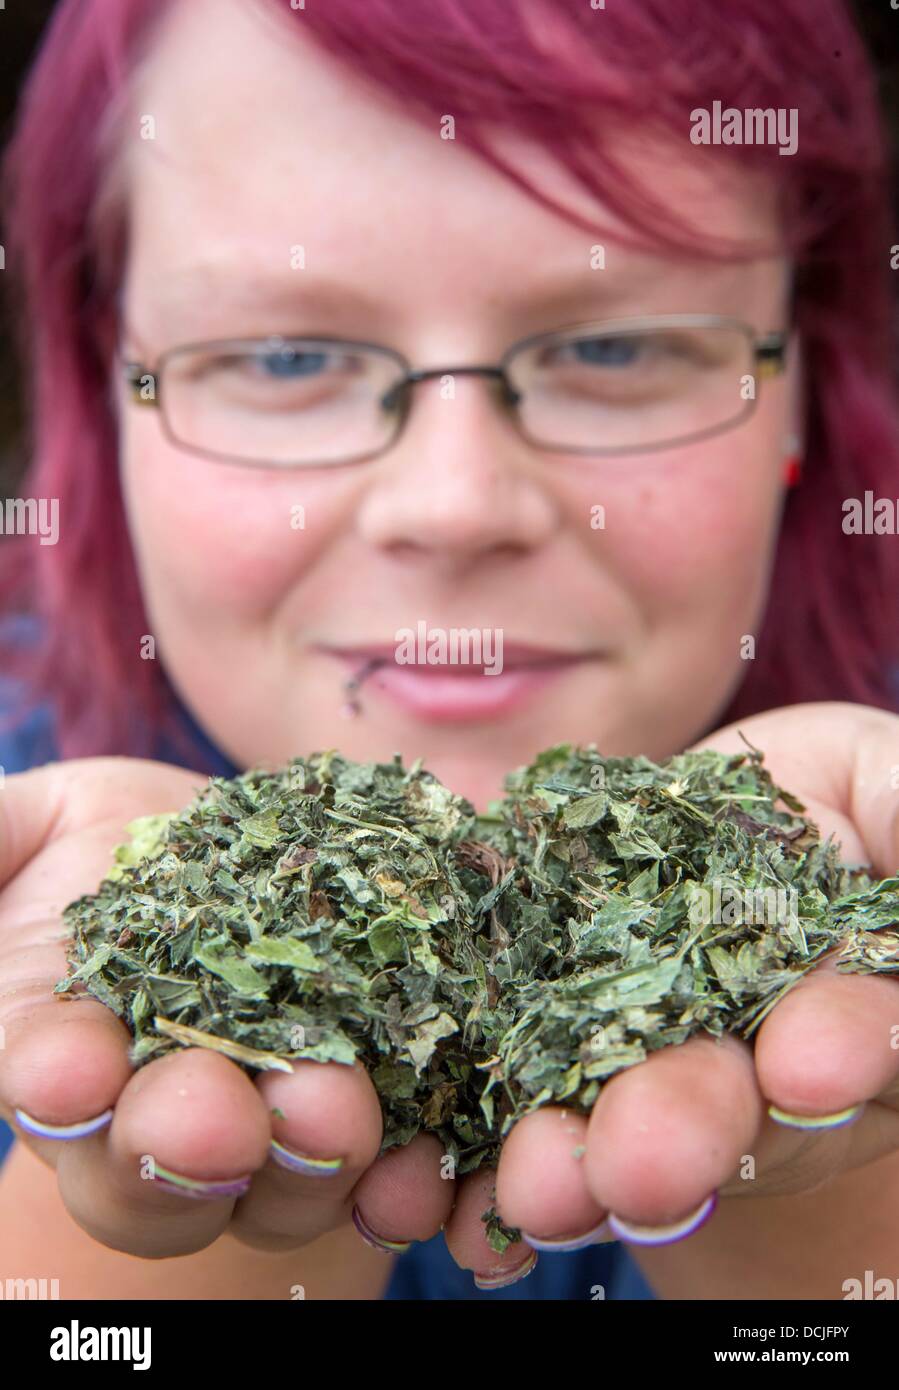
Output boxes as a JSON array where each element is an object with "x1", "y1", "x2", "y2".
[{"x1": 322, "y1": 644, "x2": 592, "y2": 724}]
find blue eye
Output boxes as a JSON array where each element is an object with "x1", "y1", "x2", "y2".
[
  {"x1": 569, "y1": 337, "x2": 641, "y2": 367},
  {"x1": 258, "y1": 348, "x2": 328, "y2": 378}
]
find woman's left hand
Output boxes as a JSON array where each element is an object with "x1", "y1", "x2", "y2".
[{"x1": 435, "y1": 701, "x2": 899, "y2": 1288}]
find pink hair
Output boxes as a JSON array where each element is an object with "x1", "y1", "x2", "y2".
[{"x1": 1, "y1": 0, "x2": 897, "y2": 766}]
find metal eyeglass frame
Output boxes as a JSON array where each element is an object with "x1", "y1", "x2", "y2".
[{"x1": 121, "y1": 312, "x2": 789, "y2": 469}]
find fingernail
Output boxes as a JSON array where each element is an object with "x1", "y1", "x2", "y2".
[
  {"x1": 768, "y1": 1103, "x2": 863, "y2": 1132},
  {"x1": 607, "y1": 1193, "x2": 717, "y2": 1247},
  {"x1": 13, "y1": 1106, "x2": 114, "y2": 1141},
  {"x1": 522, "y1": 1218, "x2": 614, "y2": 1253},
  {"x1": 150, "y1": 1162, "x2": 252, "y2": 1201},
  {"x1": 351, "y1": 1205, "x2": 412, "y2": 1254},
  {"x1": 473, "y1": 1248, "x2": 538, "y2": 1290},
  {"x1": 270, "y1": 1139, "x2": 344, "y2": 1177}
]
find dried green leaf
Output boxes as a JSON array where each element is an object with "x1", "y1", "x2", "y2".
[{"x1": 55, "y1": 742, "x2": 899, "y2": 1181}]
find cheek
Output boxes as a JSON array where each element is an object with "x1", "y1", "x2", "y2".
[
  {"x1": 119, "y1": 433, "x2": 341, "y2": 618},
  {"x1": 581, "y1": 434, "x2": 784, "y2": 622}
]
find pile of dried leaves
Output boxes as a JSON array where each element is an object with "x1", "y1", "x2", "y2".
[{"x1": 57, "y1": 743, "x2": 899, "y2": 1213}]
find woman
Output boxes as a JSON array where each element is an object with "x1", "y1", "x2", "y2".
[{"x1": 0, "y1": 0, "x2": 898, "y2": 1300}]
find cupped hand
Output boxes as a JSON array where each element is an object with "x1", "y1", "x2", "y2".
[
  {"x1": 5, "y1": 703, "x2": 898, "y2": 1292},
  {"x1": 0, "y1": 759, "x2": 453, "y2": 1265},
  {"x1": 463, "y1": 701, "x2": 899, "y2": 1286}
]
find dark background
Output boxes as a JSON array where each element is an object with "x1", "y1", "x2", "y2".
[{"x1": 1, "y1": 0, "x2": 898, "y2": 493}]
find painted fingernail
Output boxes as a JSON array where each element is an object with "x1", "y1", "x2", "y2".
[
  {"x1": 473, "y1": 1248, "x2": 538, "y2": 1290},
  {"x1": 270, "y1": 1139, "x2": 344, "y2": 1177},
  {"x1": 522, "y1": 1218, "x2": 614, "y2": 1253},
  {"x1": 607, "y1": 1193, "x2": 717, "y2": 1246},
  {"x1": 768, "y1": 1103, "x2": 863, "y2": 1132},
  {"x1": 150, "y1": 1163, "x2": 252, "y2": 1201},
  {"x1": 13, "y1": 1106, "x2": 114, "y2": 1141},
  {"x1": 351, "y1": 1205, "x2": 412, "y2": 1254}
]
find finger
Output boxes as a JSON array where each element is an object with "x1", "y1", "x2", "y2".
[
  {"x1": 692, "y1": 702, "x2": 899, "y2": 874},
  {"x1": 0, "y1": 764, "x2": 71, "y2": 887},
  {"x1": 443, "y1": 1167, "x2": 538, "y2": 1289},
  {"x1": 0, "y1": 767, "x2": 129, "y2": 1144},
  {"x1": 0, "y1": 758, "x2": 205, "y2": 887},
  {"x1": 841, "y1": 706, "x2": 899, "y2": 876},
  {"x1": 0, "y1": 759, "x2": 205, "y2": 1151},
  {"x1": 1, "y1": 998, "x2": 134, "y2": 1168},
  {"x1": 754, "y1": 959, "x2": 899, "y2": 1158},
  {"x1": 55, "y1": 1047, "x2": 272, "y2": 1258},
  {"x1": 349, "y1": 1134, "x2": 455, "y2": 1254},
  {"x1": 584, "y1": 1034, "x2": 762, "y2": 1238},
  {"x1": 1, "y1": 888, "x2": 135, "y2": 1161},
  {"x1": 495, "y1": 1106, "x2": 610, "y2": 1250},
  {"x1": 227, "y1": 1059, "x2": 383, "y2": 1252}
]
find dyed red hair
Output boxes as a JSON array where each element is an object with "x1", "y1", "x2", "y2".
[{"x1": 1, "y1": 0, "x2": 897, "y2": 767}]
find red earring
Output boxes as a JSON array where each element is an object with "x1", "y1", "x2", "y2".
[{"x1": 783, "y1": 454, "x2": 803, "y2": 488}]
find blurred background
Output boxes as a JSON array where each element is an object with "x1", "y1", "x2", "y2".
[{"x1": 1, "y1": 0, "x2": 898, "y2": 495}]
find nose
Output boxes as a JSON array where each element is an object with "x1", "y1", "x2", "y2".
[{"x1": 354, "y1": 371, "x2": 560, "y2": 570}]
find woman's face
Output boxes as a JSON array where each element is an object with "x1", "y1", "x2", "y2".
[{"x1": 115, "y1": 0, "x2": 796, "y2": 808}]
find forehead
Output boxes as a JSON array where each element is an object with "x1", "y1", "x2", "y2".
[{"x1": 120, "y1": 0, "x2": 784, "y2": 333}]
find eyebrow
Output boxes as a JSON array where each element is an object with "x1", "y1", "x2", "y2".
[
  {"x1": 160, "y1": 252, "x2": 678, "y2": 291},
  {"x1": 146, "y1": 264, "x2": 391, "y2": 320},
  {"x1": 129, "y1": 255, "x2": 781, "y2": 348}
]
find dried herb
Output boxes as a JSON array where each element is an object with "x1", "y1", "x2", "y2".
[{"x1": 55, "y1": 742, "x2": 899, "y2": 1251}]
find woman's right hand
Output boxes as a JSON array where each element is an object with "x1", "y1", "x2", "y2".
[{"x1": 0, "y1": 758, "x2": 471, "y2": 1267}]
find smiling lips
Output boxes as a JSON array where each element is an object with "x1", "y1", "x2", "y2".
[{"x1": 323, "y1": 644, "x2": 595, "y2": 723}]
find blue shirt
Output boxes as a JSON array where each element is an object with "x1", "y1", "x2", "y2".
[{"x1": 0, "y1": 660, "x2": 655, "y2": 1301}]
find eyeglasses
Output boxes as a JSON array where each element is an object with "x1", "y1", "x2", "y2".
[{"x1": 121, "y1": 313, "x2": 788, "y2": 469}]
